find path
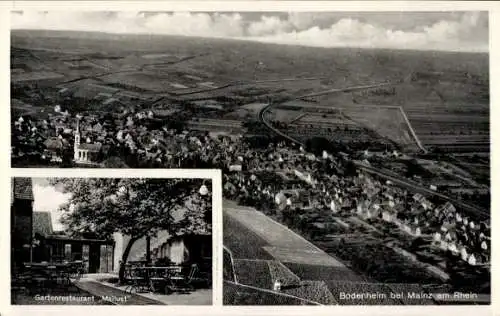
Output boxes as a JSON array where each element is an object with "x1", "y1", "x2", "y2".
[{"x1": 74, "y1": 279, "x2": 165, "y2": 305}]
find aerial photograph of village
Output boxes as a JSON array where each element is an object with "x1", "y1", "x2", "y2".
[
  {"x1": 11, "y1": 11, "x2": 490, "y2": 305},
  {"x1": 11, "y1": 177, "x2": 213, "y2": 305}
]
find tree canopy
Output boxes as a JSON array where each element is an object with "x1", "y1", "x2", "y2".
[
  {"x1": 305, "y1": 137, "x2": 333, "y2": 156},
  {"x1": 51, "y1": 178, "x2": 212, "y2": 240}
]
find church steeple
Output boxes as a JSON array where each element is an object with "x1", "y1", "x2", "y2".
[{"x1": 74, "y1": 118, "x2": 81, "y2": 161}]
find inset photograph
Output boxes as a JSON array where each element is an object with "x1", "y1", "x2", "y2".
[{"x1": 11, "y1": 176, "x2": 213, "y2": 305}]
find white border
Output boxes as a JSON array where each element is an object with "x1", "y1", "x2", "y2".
[
  {"x1": 4, "y1": 1, "x2": 500, "y2": 12},
  {"x1": 1, "y1": 1, "x2": 498, "y2": 315}
]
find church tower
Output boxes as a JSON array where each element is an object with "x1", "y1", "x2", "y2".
[{"x1": 74, "y1": 118, "x2": 80, "y2": 161}]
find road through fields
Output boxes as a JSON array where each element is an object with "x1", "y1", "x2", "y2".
[{"x1": 256, "y1": 83, "x2": 490, "y2": 220}]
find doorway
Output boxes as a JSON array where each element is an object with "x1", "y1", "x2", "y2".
[{"x1": 88, "y1": 243, "x2": 100, "y2": 273}]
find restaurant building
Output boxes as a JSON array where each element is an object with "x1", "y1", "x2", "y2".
[
  {"x1": 113, "y1": 231, "x2": 212, "y2": 271},
  {"x1": 11, "y1": 178, "x2": 114, "y2": 273},
  {"x1": 32, "y1": 212, "x2": 115, "y2": 273}
]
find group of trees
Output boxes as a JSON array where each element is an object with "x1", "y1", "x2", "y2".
[{"x1": 51, "y1": 178, "x2": 212, "y2": 283}]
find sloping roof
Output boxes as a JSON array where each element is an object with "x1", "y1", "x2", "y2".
[
  {"x1": 33, "y1": 211, "x2": 54, "y2": 237},
  {"x1": 13, "y1": 177, "x2": 34, "y2": 201},
  {"x1": 78, "y1": 143, "x2": 102, "y2": 152},
  {"x1": 44, "y1": 137, "x2": 67, "y2": 150}
]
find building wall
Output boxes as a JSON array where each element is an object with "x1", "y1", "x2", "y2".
[
  {"x1": 168, "y1": 239, "x2": 187, "y2": 264},
  {"x1": 113, "y1": 233, "x2": 128, "y2": 272},
  {"x1": 113, "y1": 233, "x2": 211, "y2": 269},
  {"x1": 11, "y1": 200, "x2": 33, "y2": 266}
]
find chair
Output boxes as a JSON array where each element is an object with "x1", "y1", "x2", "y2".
[
  {"x1": 30, "y1": 268, "x2": 51, "y2": 295},
  {"x1": 164, "y1": 265, "x2": 191, "y2": 294},
  {"x1": 12, "y1": 269, "x2": 32, "y2": 296},
  {"x1": 188, "y1": 263, "x2": 212, "y2": 288},
  {"x1": 69, "y1": 261, "x2": 84, "y2": 280},
  {"x1": 125, "y1": 268, "x2": 150, "y2": 294},
  {"x1": 148, "y1": 268, "x2": 168, "y2": 293},
  {"x1": 46, "y1": 265, "x2": 60, "y2": 292}
]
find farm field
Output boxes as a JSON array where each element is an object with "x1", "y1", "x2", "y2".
[
  {"x1": 281, "y1": 280, "x2": 337, "y2": 305},
  {"x1": 223, "y1": 281, "x2": 319, "y2": 305},
  {"x1": 223, "y1": 213, "x2": 273, "y2": 260},
  {"x1": 224, "y1": 202, "x2": 338, "y2": 256},
  {"x1": 233, "y1": 259, "x2": 274, "y2": 290},
  {"x1": 267, "y1": 260, "x2": 302, "y2": 286},
  {"x1": 12, "y1": 30, "x2": 489, "y2": 155},
  {"x1": 266, "y1": 101, "x2": 421, "y2": 151},
  {"x1": 340, "y1": 106, "x2": 419, "y2": 150},
  {"x1": 283, "y1": 262, "x2": 367, "y2": 283}
]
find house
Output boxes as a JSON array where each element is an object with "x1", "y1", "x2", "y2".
[
  {"x1": 45, "y1": 234, "x2": 114, "y2": 273},
  {"x1": 44, "y1": 137, "x2": 69, "y2": 162},
  {"x1": 294, "y1": 169, "x2": 316, "y2": 187},
  {"x1": 229, "y1": 164, "x2": 243, "y2": 172},
  {"x1": 113, "y1": 231, "x2": 211, "y2": 272},
  {"x1": 113, "y1": 194, "x2": 212, "y2": 271},
  {"x1": 30, "y1": 211, "x2": 114, "y2": 273},
  {"x1": 11, "y1": 178, "x2": 34, "y2": 268}
]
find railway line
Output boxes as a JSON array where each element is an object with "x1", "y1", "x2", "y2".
[{"x1": 257, "y1": 82, "x2": 490, "y2": 221}]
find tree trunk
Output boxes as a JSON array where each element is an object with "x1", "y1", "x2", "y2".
[{"x1": 118, "y1": 236, "x2": 140, "y2": 284}]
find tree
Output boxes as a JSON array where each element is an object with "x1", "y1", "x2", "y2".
[
  {"x1": 305, "y1": 137, "x2": 332, "y2": 156},
  {"x1": 50, "y1": 178, "x2": 212, "y2": 283}
]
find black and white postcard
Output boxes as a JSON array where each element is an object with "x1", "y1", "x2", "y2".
[{"x1": 3, "y1": 2, "x2": 497, "y2": 315}]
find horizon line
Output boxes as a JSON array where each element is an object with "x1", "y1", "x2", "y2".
[{"x1": 11, "y1": 28, "x2": 489, "y2": 54}]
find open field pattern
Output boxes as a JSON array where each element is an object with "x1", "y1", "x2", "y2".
[
  {"x1": 12, "y1": 31, "x2": 488, "y2": 87},
  {"x1": 267, "y1": 102, "x2": 420, "y2": 149},
  {"x1": 285, "y1": 128, "x2": 381, "y2": 143},
  {"x1": 223, "y1": 213, "x2": 273, "y2": 260},
  {"x1": 267, "y1": 109, "x2": 304, "y2": 123},
  {"x1": 418, "y1": 135, "x2": 490, "y2": 144},
  {"x1": 342, "y1": 107, "x2": 419, "y2": 148},
  {"x1": 12, "y1": 32, "x2": 489, "y2": 155},
  {"x1": 233, "y1": 259, "x2": 274, "y2": 290},
  {"x1": 281, "y1": 280, "x2": 338, "y2": 305},
  {"x1": 263, "y1": 246, "x2": 346, "y2": 267},
  {"x1": 225, "y1": 206, "x2": 325, "y2": 254},
  {"x1": 283, "y1": 262, "x2": 367, "y2": 283},
  {"x1": 223, "y1": 281, "x2": 320, "y2": 305},
  {"x1": 294, "y1": 115, "x2": 359, "y2": 127},
  {"x1": 315, "y1": 241, "x2": 438, "y2": 284},
  {"x1": 406, "y1": 114, "x2": 489, "y2": 122},
  {"x1": 267, "y1": 260, "x2": 301, "y2": 286}
]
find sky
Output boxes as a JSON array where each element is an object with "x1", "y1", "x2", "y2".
[
  {"x1": 11, "y1": 11, "x2": 489, "y2": 52},
  {"x1": 32, "y1": 178, "x2": 71, "y2": 231}
]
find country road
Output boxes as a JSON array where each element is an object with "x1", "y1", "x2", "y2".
[
  {"x1": 257, "y1": 80, "x2": 397, "y2": 144},
  {"x1": 170, "y1": 77, "x2": 325, "y2": 96}
]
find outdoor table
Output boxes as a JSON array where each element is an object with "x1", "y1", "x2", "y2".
[
  {"x1": 128, "y1": 266, "x2": 184, "y2": 294},
  {"x1": 22, "y1": 262, "x2": 75, "y2": 293}
]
